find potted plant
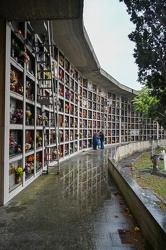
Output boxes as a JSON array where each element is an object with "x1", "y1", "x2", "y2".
[
  {"x1": 45, "y1": 72, "x2": 51, "y2": 79},
  {"x1": 38, "y1": 136, "x2": 42, "y2": 146},
  {"x1": 20, "y1": 51, "x2": 29, "y2": 63},
  {"x1": 52, "y1": 148, "x2": 60, "y2": 159},
  {"x1": 26, "y1": 108, "x2": 32, "y2": 125},
  {"x1": 12, "y1": 109, "x2": 23, "y2": 124},
  {"x1": 9, "y1": 132, "x2": 17, "y2": 155},
  {"x1": 15, "y1": 166, "x2": 24, "y2": 184}
]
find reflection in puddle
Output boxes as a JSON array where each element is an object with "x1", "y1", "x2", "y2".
[{"x1": 58, "y1": 149, "x2": 114, "y2": 218}]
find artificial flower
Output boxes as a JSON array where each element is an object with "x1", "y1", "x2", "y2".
[{"x1": 15, "y1": 166, "x2": 24, "y2": 176}]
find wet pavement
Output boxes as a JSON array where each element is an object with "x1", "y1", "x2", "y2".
[{"x1": 0, "y1": 148, "x2": 137, "y2": 250}]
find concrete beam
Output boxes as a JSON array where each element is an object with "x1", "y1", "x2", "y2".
[
  {"x1": 0, "y1": 0, "x2": 137, "y2": 99},
  {"x1": 0, "y1": 0, "x2": 83, "y2": 21}
]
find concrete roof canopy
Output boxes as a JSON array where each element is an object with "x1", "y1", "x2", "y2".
[{"x1": 0, "y1": 0, "x2": 137, "y2": 98}]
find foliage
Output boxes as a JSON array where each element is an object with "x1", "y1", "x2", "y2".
[
  {"x1": 119, "y1": 0, "x2": 166, "y2": 127},
  {"x1": 133, "y1": 87, "x2": 158, "y2": 115},
  {"x1": 132, "y1": 87, "x2": 166, "y2": 129},
  {"x1": 119, "y1": 0, "x2": 166, "y2": 84}
]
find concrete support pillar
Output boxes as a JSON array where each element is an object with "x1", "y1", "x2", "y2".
[{"x1": 0, "y1": 19, "x2": 6, "y2": 205}]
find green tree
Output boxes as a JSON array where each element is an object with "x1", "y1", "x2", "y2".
[
  {"x1": 133, "y1": 87, "x2": 166, "y2": 129},
  {"x1": 119, "y1": 0, "x2": 166, "y2": 86},
  {"x1": 119, "y1": 0, "x2": 166, "y2": 127}
]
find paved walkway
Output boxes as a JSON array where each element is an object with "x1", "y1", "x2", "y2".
[{"x1": 0, "y1": 148, "x2": 138, "y2": 249}]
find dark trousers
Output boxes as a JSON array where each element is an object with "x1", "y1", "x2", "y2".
[{"x1": 93, "y1": 143, "x2": 98, "y2": 150}]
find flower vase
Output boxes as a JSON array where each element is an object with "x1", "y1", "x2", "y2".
[
  {"x1": 26, "y1": 117, "x2": 29, "y2": 125},
  {"x1": 15, "y1": 176, "x2": 22, "y2": 184}
]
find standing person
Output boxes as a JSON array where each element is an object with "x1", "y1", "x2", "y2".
[
  {"x1": 99, "y1": 130, "x2": 105, "y2": 149},
  {"x1": 93, "y1": 132, "x2": 99, "y2": 150},
  {"x1": 97, "y1": 132, "x2": 101, "y2": 149}
]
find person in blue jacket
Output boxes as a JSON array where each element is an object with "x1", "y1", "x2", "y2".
[{"x1": 93, "y1": 132, "x2": 99, "y2": 150}]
